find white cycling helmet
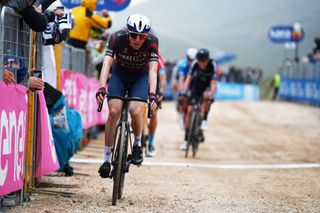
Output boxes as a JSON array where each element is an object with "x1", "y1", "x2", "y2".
[
  {"x1": 186, "y1": 48, "x2": 198, "y2": 60},
  {"x1": 126, "y1": 14, "x2": 151, "y2": 34}
]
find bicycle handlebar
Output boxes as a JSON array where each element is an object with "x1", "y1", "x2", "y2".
[{"x1": 97, "y1": 94, "x2": 153, "y2": 118}]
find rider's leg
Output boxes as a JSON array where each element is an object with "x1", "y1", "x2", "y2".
[
  {"x1": 147, "y1": 108, "x2": 158, "y2": 156},
  {"x1": 148, "y1": 108, "x2": 157, "y2": 144},
  {"x1": 99, "y1": 71, "x2": 125, "y2": 178},
  {"x1": 128, "y1": 73, "x2": 149, "y2": 164},
  {"x1": 129, "y1": 101, "x2": 146, "y2": 164},
  {"x1": 104, "y1": 99, "x2": 122, "y2": 161},
  {"x1": 129, "y1": 101, "x2": 145, "y2": 145},
  {"x1": 201, "y1": 90, "x2": 214, "y2": 130}
]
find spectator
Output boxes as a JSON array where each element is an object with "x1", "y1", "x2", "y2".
[
  {"x1": 2, "y1": 68, "x2": 44, "y2": 90},
  {"x1": 0, "y1": 0, "x2": 47, "y2": 32},
  {"x1": 271, "y1": 73, "x2": 281, "y2": 101},
  {"x1": 67, "y1": 0, "x2": 112, "y2": 49}
]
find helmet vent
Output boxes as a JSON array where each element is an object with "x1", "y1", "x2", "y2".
[{"x1": 139, "y1": 20, "x2": 142, "y2": 31}]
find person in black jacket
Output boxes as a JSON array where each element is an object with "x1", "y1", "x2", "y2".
[{"x1": 0, "y1": 0, "x2": 47, "y2": 32}]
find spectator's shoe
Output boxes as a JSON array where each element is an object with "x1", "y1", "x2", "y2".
[
  {"x1": 180, "y1": 140, "x2": 188, "y2": 151},
  {"x1": 98, "y1": 161, "x2": 111, "y2": 178},
  {"x1": 0, "y1": 196, "x2": 16, "y2": 207},
  {"x1": 200, "y1": 120, "x2": 208, "y2": 130},
  {"x1": 147, "y1": 145, "x2": 156, "y2": 157},
  {"x1": 62, "y1": 163, "x2": 74, "y2": 177},
  {"x1": 131, "y1": 146, "x2": 143, "y2": 165}
]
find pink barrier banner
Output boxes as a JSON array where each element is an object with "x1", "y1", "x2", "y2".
[
  {"x1": 61, "y1": 69, "x2": 108, "y2": 129},
  {"x1": 0, "y1": 82, "x2": 28, "y2": 196},
  {"x1": 35, "y1": 91, "x2": 60, "y2": 179}
]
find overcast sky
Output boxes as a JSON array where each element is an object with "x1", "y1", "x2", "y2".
[{"x1": 109, "y1": 0, "x2": 320, "y2": 76}]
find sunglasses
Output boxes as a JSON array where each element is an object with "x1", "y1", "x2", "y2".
[{"x1": 129, "y1": 31, "x2": 148, "y2": 40}]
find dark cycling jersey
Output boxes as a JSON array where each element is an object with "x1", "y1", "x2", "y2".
[
  {"x1": 105, "y1": 30, "x2": 159, "y2": 75},
  {"x1": 188, "y1": 59, "x2": 217, "y2": 96}
]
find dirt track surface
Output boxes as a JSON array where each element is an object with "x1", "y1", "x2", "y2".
[{"x1": 9, "y1": 101, "x2": 320, "y2": 212}]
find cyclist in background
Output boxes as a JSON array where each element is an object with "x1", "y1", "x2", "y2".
[
  {"x1": 180, "y1": 49, "x2": 217, "y2": 150},
  {"x1": 96, "y1": 14, "x2": 158, "y2": 178},
  {"x1": 147, "y1": 53, "x2": 166, "y2": 157},
  {"x1": 175, "y1": 48, "x2": 198, "y2": 128}
]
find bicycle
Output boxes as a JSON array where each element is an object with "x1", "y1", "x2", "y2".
[
  {"x1": 185, "y1": 97, "x2": 203, "y2": 158},
  {"x1": 98, "y1": 93, "x2": 152, "y2": 205}
]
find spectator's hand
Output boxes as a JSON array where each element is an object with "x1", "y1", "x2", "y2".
[
  {"x1": 54, "y1": 8, "x2": 64, "y2": 17},
  {"x1": 3, "y1": 69, "x2": 15, "y2": 85},
  {"x1": 102, "y1": 9, "x2": 109, "y2": 17},
  {"x1": 29, "y1": 76, "x2": 44, "y2": 90},
  {"x1": 34, "y1": 4, "x2": 42, "y2": 13}
]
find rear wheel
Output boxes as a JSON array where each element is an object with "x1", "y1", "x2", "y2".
[{"x1": 112, "y1": 122, "x2": 125, "y2": 206}]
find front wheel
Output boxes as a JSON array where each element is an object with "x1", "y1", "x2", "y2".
[
  {"x1": 112, "y1": 122, "x2": 125, "y2": 206},
  {"x1": 118, "y1": 124, "x2": 130, "y2": 199},
  {"x1": 192, "y1": 112, "x2": 202, "y2": 158},
  {"x1": 185, "y1": 112, "x2": 196, "y2": 158}
]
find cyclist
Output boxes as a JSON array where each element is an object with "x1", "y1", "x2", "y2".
[
  {"x1": 96, "y1": 14, "x2": 158, "y2": 178},
  {"x1": 180, "y1": 48, "x2": 217, "y2": 150},
  {"x1": 147, "y1": 53, "x2": 166, "y2": 157},
  {"x1": 175, "y1": 48, "x2": 198, "y2": 128}
]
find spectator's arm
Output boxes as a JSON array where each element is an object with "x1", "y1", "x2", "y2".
[
  {"x1": 87, "y1": 10, "x2": 112, "y2": 29},
  {"x1": 20, "y1": 5, "x2": 47, "y2": 32},
  {"x1": 38, "y1": 0, "x2": 57, "y2": 11}
]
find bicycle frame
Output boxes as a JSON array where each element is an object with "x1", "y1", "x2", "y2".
[{"x1": 107, "y1": 94, "x2": 148, "y2": 206}]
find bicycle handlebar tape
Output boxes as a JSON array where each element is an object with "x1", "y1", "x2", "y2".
[
  {"x1": 98, "y1": 102, "x2": 103, "y2": 112},
  {"x1": 147, "y1": 102, "x2": 153, "y2": 118}
]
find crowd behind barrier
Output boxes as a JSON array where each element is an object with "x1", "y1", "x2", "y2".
[
  {"x1": 279, "y1": 61, "x2": 320, "y2": 104},
  {"x1": 0, "y1": 6, "x2": 31, "y2": 84},
  {"x1": 0, "y1": 4, "x2": 109, "y2": 207}
]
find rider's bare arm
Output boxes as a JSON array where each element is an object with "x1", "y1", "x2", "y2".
[
  {"x1": 209, "y1": 79, "x2": 217, "y2": 95},
  {"x1": 99, "y1": 55, "x2": 114, "y2": 88},
  {"x1": 159, "y1": 73, "x2": 166, "y2": 94},
  {"x1": 183, "y1": 74, "x2": 192, "y2": 92},
  {"x1": 148, "y1": 61, "x2": 158, "y2": 94},
  {"x1": 178, "y1": 75, "x2": 185, "y2": 92}
]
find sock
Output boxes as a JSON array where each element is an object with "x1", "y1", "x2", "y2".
[
  {"x1": 149, "y1": 133, "x2": 155, "y2": 146},
  {"x1": 184, "y1": 128, "x2": 189, "y2": 141},
  {"x1": 104, "y1": 146, "x2": 112, "y2": 163},
  {"x1": 133, "y1": 135, "x2": 141, "y2": 147}
]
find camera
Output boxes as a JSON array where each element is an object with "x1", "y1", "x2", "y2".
[{"x1": 32, "y1": 70, "x2": 42, "y2": 79}]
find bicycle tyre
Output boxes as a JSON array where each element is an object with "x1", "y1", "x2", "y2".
[
  {"x1": 112, "y1": 122, "x2": 125, "y2": 206},
  {"x1": 192, "y1": 111, "x2": 201, "y2": 158},
  {"x1": 185, "y1": 112, "x2": 196, "y2": 158},
  {"x1": 118, "y1": 124, "x2": 129, "y2": 199}
]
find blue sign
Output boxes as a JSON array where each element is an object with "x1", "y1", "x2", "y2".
[
  {"x1": 268, "y1": 26, "x2": 304, "y2": 43},
  {"x1": 280, "y1": 78, "x2": 320, "y2": 104},
  {"x1": 215, "y1": 82, "x2": 260, "y2": 101},
  {"x1": 60, "y1": 0, "x2": 131, "y2": 11}
]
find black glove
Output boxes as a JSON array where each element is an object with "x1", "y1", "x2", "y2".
[{"x1": 96, "y1": 87, "x2": 106, "y2": 100}]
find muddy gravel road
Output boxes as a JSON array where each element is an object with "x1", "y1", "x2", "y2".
[{"x1": 9, "y1": 101, "x2": 320, "y2": 212}]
